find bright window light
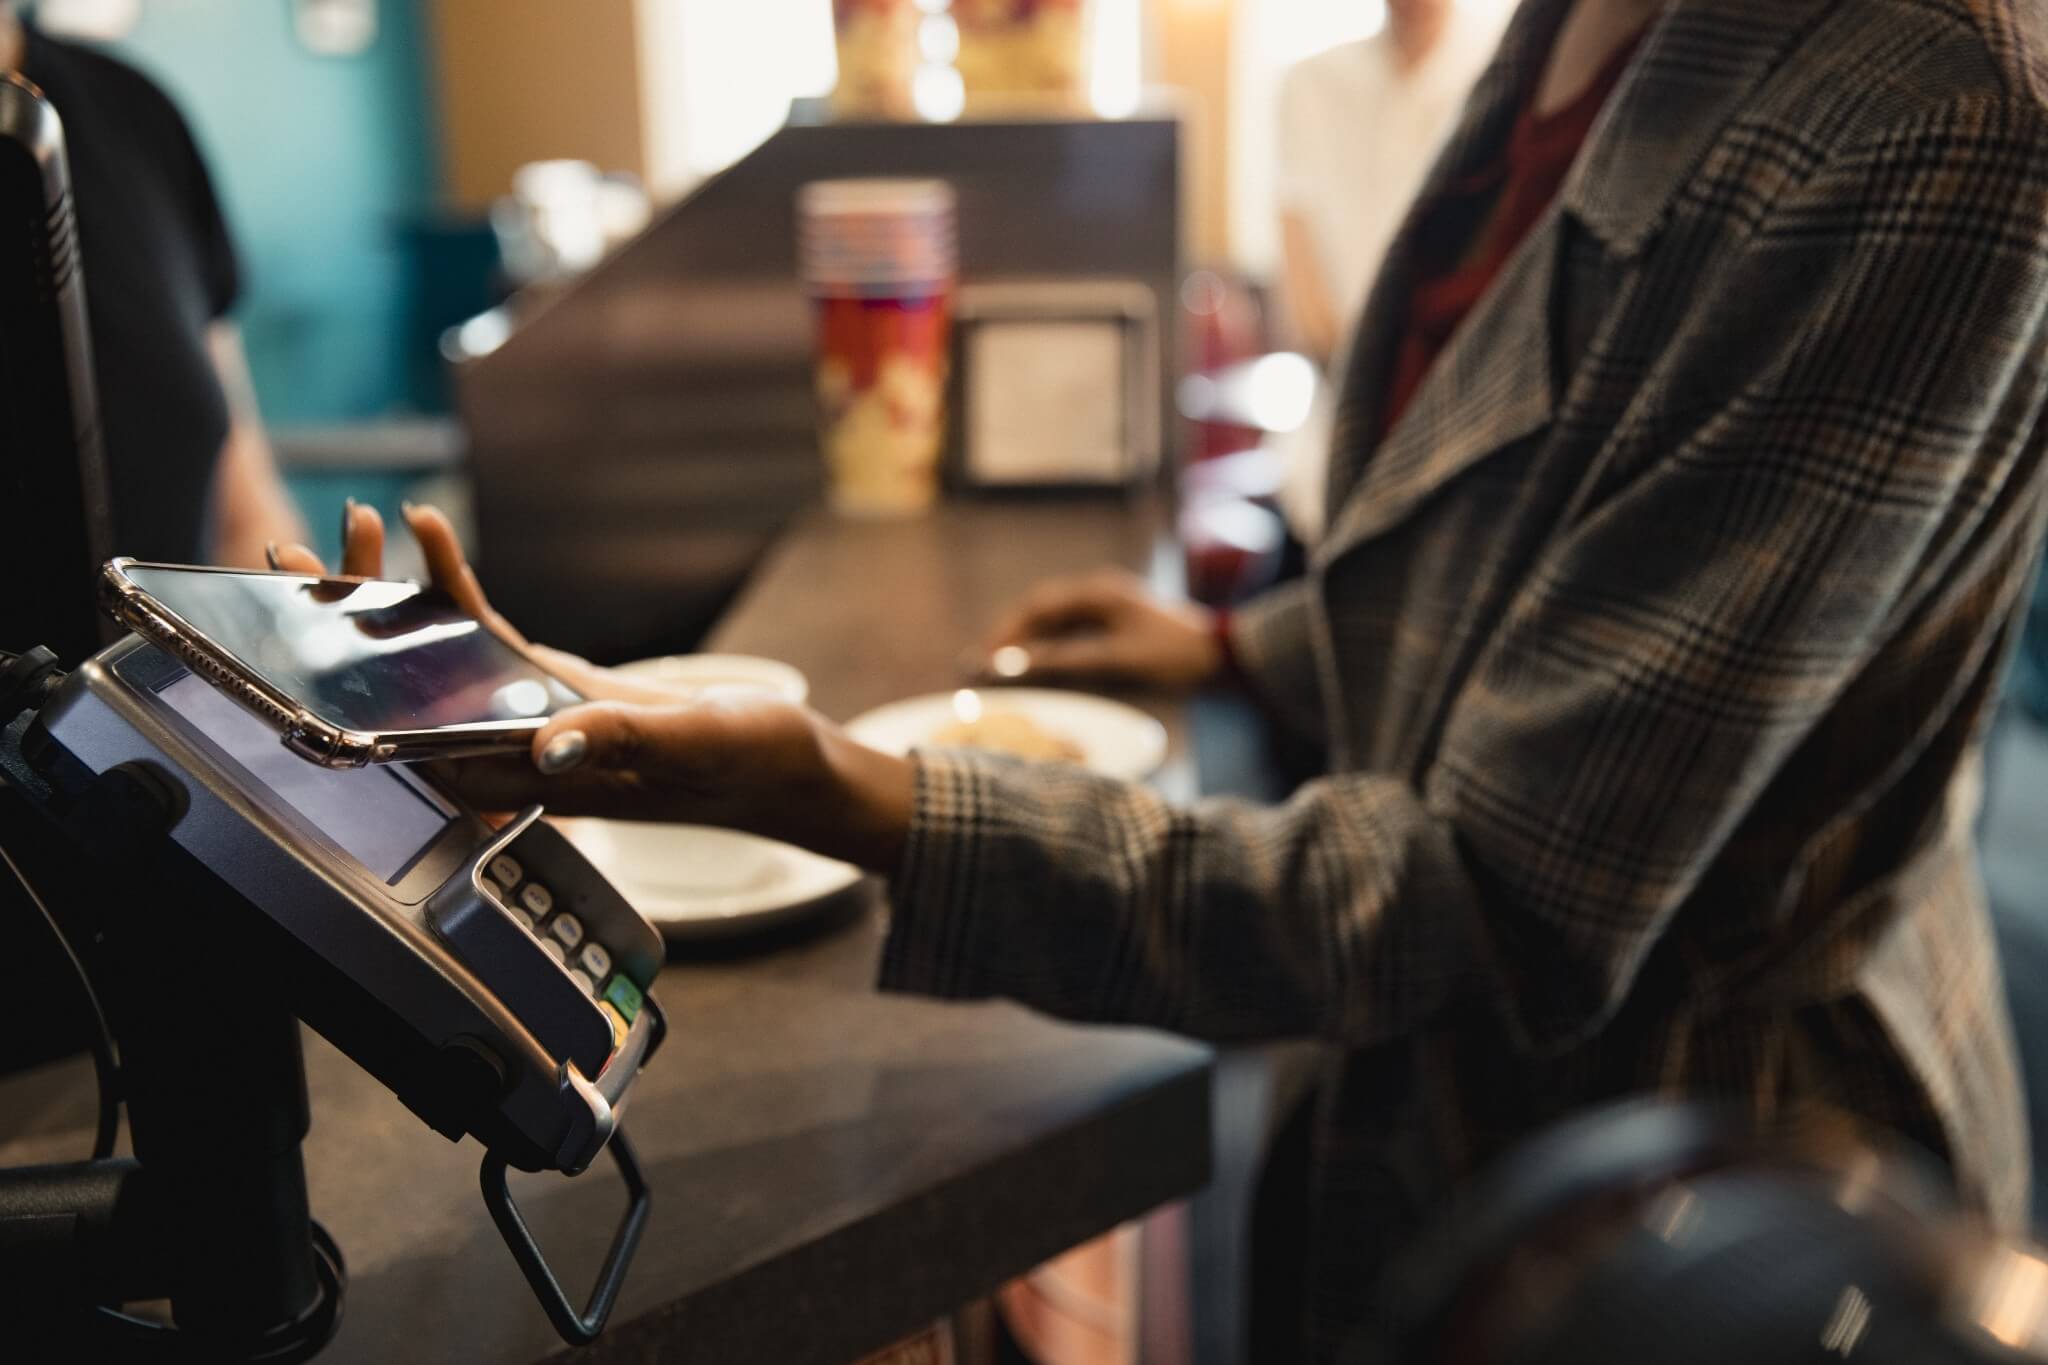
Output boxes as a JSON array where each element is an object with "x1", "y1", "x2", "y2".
[
  {"x1": 638, "y1": 0, "x2": 838, "y2": 197},
  {"x1": 1090, "y1": 0, "x2": 1144, "y2": 118}
]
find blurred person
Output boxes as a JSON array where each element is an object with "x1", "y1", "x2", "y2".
[
  {"x1": 2, "y1": 4, "x2": 305, "y2": 568},
  {"x1": 290, "y1": 0, "x2": 2048, "y2": 1356},
  {"x1": 0, "y1": 5, "x2": 303, "y2": 1076},
  {"x1": 1275, "y1": 0, "x2": 1513, "y2": 539},
  {"x1": 1279, "y1": 0, "x2": 1511, "y2": 369}
]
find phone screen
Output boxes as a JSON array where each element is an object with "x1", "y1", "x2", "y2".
[{"x1": 124, "y1": 566, "x2": 581, "y2": 737}]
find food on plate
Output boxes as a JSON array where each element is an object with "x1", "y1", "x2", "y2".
[{"x1": 929, "y1": 709, "x2": 1086, "y2": 764}]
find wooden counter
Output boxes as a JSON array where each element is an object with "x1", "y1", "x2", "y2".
[{"x1": 0, "y1": 496, "x2": 1222, "y2": 1365}]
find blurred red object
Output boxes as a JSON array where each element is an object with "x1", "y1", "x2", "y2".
[
  {"x1": 1179, "y1": 493, "x2": 1285, "y2": 606},
  {"x1": 1178, "y1": 275, "x2": 1290, "y2": 602},
  {"x1": 1179, "y1": 268, "x2": 1267, "y2": 464},
  {"x1": 1181, "y1": 446, "x2": 1284, "y2": 504}
]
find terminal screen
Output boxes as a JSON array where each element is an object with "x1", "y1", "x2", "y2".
[{"x1": 158, "y1": 670, "x2": 455, "y2": 882}]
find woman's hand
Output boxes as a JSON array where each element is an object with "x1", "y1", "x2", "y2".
[
  {"x1": 269, "y1": 501, "x2": 670, "y2": 707},
  {"x1": 978, "y1": 568, "x2": 1223, "y2": 691},
  {"x1": 271, "y1": 502, "x2": 914, "y2": 872},
  {"x1": 436, "y1": 699, "x2": 914, "y2": 873}
]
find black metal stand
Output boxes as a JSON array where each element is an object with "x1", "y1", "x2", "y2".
[
  {"x1": 91, "y1": 809, "x2": 343, "y2": 1359},
  {"x1": 0, "y1": 712, "x2": 346, "y2": 1362}
]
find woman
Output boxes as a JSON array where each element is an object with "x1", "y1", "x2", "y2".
[
  {"x1": 294, "y1": 0, "x2": 2048, "y2": 1354},
  {"x1": 1277, "y1": 0, "x2": 1507, "y2": 371}
]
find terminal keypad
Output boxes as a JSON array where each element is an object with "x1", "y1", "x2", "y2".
[{"x1": 481, "y1": 861, "x2": 644, "y2": 1051}]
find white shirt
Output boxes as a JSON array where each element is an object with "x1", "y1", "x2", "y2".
[{"x1": 1274, "y1": 2, "x2": 1513, "y2": 539}]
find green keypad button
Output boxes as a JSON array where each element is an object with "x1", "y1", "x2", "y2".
[{"x1": 602, "y1": 974, "x2": 643, "y2": 1023}]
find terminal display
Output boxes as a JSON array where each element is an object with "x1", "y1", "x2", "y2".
[{"x1": 157, "y1": 668, "x2": 454, "y2": 881}]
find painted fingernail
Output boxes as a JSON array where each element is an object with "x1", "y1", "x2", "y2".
[
  {"x1": 537, "y1": 730, "x2": 587, "y2": 774},
  {"x1": 990, "y1": 645, "x2": 1030, "y2": 678},
  {"x1": 264, "y1": 541, "x2": 281, "y2": 571},
  {"x1": 340, "y1": 497, "x2": 356, "y2": 547}
]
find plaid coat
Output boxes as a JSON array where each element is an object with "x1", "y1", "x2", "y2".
[{"x1": 882, "y1": 0, "x2": 2048, "y2": 1353}]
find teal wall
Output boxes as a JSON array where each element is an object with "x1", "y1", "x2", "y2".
[{"x1": 55, "y1": 0, "x2": 441, "y2": 425}]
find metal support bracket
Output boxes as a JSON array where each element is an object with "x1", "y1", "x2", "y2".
[{"x1": 480, "y1": 1129, "x2": 650, "y2": 1346}]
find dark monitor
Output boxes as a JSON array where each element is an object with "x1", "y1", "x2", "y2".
[{"x1": 0, "y1": 71, "x2": 111, "y2": 668}]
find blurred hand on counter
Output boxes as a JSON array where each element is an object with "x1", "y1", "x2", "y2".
[
  {"x1": 270, "y1": 503, "x2": 915, "y2": 874},
  {"x1": 978, "y1": 569, "x2": 1223, "y2": 691}
]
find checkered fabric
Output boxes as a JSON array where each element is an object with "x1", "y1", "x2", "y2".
[{"x1": 882, "y1": 0, "x2": 2048, "y2": 1354}]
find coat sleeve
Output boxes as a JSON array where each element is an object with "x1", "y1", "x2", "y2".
[
  {"x1": 1225, "y1": 575, "x2": 1329, "y2": 742},
  {"x1": 881, "y1": 97, "x2": 2048, "y2": 1051}
]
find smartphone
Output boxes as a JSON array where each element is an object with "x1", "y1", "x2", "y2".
[{"x1": 98, "y1": 558, "x2": 582, "y2": 767}]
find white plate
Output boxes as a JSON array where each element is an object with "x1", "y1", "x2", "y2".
[
  {"x1": 557, "y1": 657, "x2": 831, "y2": 940},
  {"x1": 845, "y1": 687, "x2": 1169, "y2": 781},
  {"x1": 564, "y1": 656, "x2": 831, "y2": 941},
  {"x1": 613, "y1": 653, "x2": 808, "y2": 704},
  {"x1": 561, "y1": 819, "x2": 863, "y2": 941}
]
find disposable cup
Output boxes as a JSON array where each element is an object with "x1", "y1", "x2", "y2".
[{"x1": 798, "y1": 180, "x2": 957, "y2": 516}]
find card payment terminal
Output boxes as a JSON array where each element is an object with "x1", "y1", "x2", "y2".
[
  {"x1": 30, "y1": 634, "x2": 667, "y2": 1173},
  {"x1": 2, "y1": 635, "x2": 668, "y2": 1348}
]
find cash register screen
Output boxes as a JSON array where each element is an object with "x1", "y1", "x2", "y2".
[{"x1": 158, "y1": 671, "x2": 455, "y2": 882}]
